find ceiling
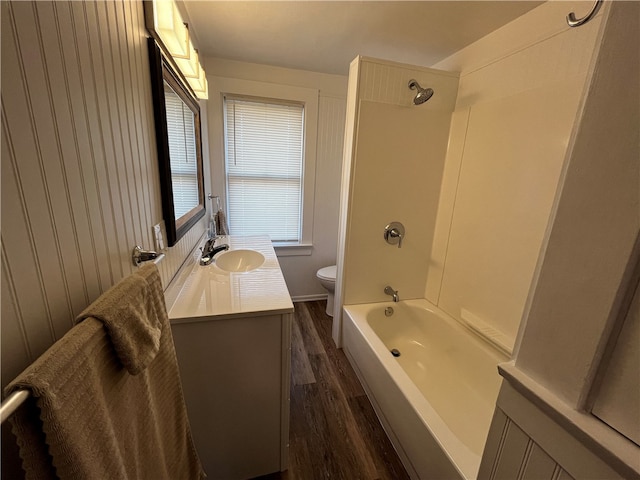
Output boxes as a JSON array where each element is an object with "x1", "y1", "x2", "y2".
[{"x1": 181, "y1": 1, "x2": 544, "y2": 76}]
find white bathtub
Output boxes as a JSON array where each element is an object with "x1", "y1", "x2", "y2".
[{"x1": 342, "y1": 299, "x2": 507, "y2": 480}]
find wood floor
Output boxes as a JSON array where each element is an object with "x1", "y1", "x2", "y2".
[{"x1": 266, "y1": 300, "x2": 410, "y2": 480}]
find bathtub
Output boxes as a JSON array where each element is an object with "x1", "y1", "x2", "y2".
[{"x1": 342, "y1": 299, "x2": 508, "y2": 480}]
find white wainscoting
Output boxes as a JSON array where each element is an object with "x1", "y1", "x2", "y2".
[{"x1": 479, "y1": 382, "x2": 629, "y2": 480}]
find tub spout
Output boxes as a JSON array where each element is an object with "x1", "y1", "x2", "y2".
[{"x1": 384, "y1": 286, "x2": 399, "y2": 302}]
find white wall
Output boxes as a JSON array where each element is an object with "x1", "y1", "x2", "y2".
[
  {"x1": 427, "y1": 0, "x2": 605, "y2": 350},
  {"x1": 202, "y1": 58, "x2": 347, "y2": 300},
  {"x1": 1, "y1": 1, "x2": 211, "y2": 477}
]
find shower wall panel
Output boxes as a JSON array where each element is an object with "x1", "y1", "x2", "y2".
[
  {"x1": 438, "y1": 81, "x2": 582, "y2": 342},
  {"x1": 340, "y1": 58, "x2": 458, "y2": 306},
  {"x1": 344, "y1": 101, "x2": 448, "y2": 303},
  {"x1": 426, "y1": 1, "x2": 605, "y2": 348}
]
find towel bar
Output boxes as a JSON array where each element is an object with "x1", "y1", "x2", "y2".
[{"x1": 0, "y1": 390, "x2": 30, "y2": 424}]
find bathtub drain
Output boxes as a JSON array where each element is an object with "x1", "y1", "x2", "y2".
[{"x1": 390, "y1": 348, "x2": 401, "y2": 357}]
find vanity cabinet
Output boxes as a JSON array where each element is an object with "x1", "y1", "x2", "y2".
[
  {"x1": 171, "y1": 312, "x2": 292, "y2": 479},
  {"x1": 165, "y1": 236, "x2": 294, "y2": 479}
]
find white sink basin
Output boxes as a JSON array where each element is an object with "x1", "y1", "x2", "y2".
[{"x1": 215, "y1": 249, "x2": 265, "y2": 272}]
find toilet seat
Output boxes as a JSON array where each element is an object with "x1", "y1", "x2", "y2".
[{"x1": 316, "y1": 265, "x2": 336, "y2": 282}]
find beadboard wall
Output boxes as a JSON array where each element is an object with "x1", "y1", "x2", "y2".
[
  {"x1": 481, "y1": 410, "x2": 576, "y2": 480},
  {"x1": 1, "y1": 0, "x2": 207, "y2": 387},
  {"x1": 478, "y1": 382, "x2": 625, "y2": 480}
]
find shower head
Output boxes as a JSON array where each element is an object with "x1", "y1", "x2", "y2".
[{"x1": 408, "y1": 79, "x2": 434, "y2": 105}]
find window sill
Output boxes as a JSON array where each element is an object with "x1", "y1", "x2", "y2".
[{"x1": 273, "y1": 243, "x2": 313, "y2": 257}]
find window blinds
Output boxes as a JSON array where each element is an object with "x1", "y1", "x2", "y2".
[
  {"x1": 224, "y1": 97, "x2": 304, "y2": 242},
  {"x1": 165, "y1": 82, "x2": 199, "y2": 218}
]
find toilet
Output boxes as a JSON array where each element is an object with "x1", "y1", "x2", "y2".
[{"x1": 316, "y1": 265, "x2": 337, "y2": 317}]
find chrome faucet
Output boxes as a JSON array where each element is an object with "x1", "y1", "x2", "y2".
[
  {"x1": 199, "y1": 237, "x2": 229, "y2": 266},
  {"x1": 384, "y1": 286, "x2": 399, "y2": 302}
]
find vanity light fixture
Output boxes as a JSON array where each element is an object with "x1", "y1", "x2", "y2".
[
  {"x1": 186, "y1": 63, "x2": 209, "y2": 100},
  {"x1": 150, "y1": 0, "x2": 189, "y2": 59},
  {"x1": 144, "y1": 0, "x2": 209, "y2": 99},
  {"x1": 177, "y1": 42, "x2": 209, "y2": 99},
  {"x1": 175, "y1": 39, "x2": 200, "y2": 78}
]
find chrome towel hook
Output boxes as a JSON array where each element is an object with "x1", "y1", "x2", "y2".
[{"x1": 566, "y1": 0, "x2": 603, "y2": 27}]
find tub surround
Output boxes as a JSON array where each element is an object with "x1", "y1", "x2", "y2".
[
  {"x1": 339, "y1": 59, "x2": 459, "y2": 307},
  {"x1": 426, "y1": 0, "x2": 605, "y2": 351},
  {"x1": 166, "y1": 235, "x2": 293, "y2": 479},
  {"x1": 334, "y1": 57, "x2": 459, "y2": 343}
]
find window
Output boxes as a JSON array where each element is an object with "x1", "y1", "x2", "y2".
[
  {"x1": 224, "y1": 96, "x2": 307, "y2": 244},
  {"x1": 211, "y1": 78, "x2": 318, "y2": 253}
]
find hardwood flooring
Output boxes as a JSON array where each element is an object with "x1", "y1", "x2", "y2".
[{"x1": 263, "y1": 300, "x2": 410, "y2": 480}]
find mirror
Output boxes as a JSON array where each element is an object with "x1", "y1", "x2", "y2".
[{"x1": 148, "y1": 38, "x2": 205, "y2": 247}]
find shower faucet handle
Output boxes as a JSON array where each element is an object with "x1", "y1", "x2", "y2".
[
  {"x1": 384, "y1": 222, "x2": 405, "y2": 248},
  {"x1": 389, "y1": 228, "x2": 403, "y2": 248}
]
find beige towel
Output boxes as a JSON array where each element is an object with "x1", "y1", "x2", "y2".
[
  {"x1": 75, "y1": 263, "x2": 163, "y2": 375},
  {"x1": 5, "y1": 264, "x2": 205, "y2": 480}
]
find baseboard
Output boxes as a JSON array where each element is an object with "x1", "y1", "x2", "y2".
[{"x1": 291, "y1": 294, "x2": 328, "y2": 303}]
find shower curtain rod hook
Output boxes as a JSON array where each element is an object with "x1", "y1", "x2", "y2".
[{"x1": 566, "y1": 0, "x2": 603, "y2": 28}]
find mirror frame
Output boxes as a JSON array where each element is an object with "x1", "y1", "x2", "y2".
[{"x1": 147, "y1": 38, "x2": 205, "y2": 247}]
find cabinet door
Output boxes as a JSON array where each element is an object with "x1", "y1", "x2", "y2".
[{"x1": 172, "y1": 314, "x2": 286, "y2": 479}]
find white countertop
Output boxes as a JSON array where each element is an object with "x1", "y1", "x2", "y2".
[{"x1": 167, "y1": 236, "x2": 294, "y2": 323}]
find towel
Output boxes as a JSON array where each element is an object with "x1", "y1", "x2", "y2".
[
  {"x1": 75, "y1": 264, "x2": 163, "y2": 375},
  {"x1": 5, "y1": 264, "x2": 205, "y2": 480},
  {"x1": 214, "y1": 209, "x2": 229, "y2": 236}
]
